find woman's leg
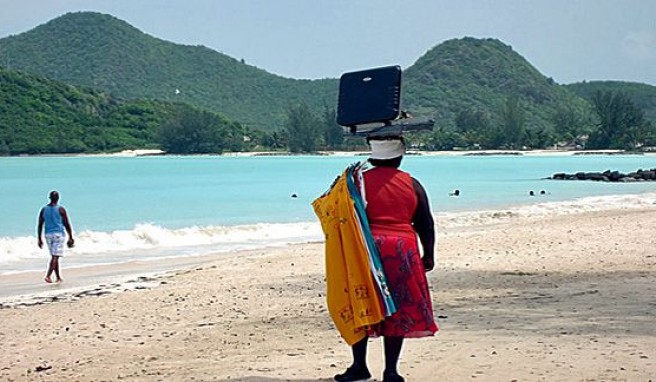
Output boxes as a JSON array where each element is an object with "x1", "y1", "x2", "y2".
[
  {"x1": 383, "y1": 336, "x2": 404, "y2": 379},
  {"x1": 334, "y1": 336, "x2": 371, "y2": 381},
  {"x1": 351, "y1": 336, "x2": 369, "y2": 370}
]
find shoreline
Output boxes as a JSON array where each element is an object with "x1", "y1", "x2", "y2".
[
  {"x1": 4, "y1": 194, "x2": 656, "y2": 305},
  {"x1": 5, "y1": 193, "x2": 656, "y2": 309},
  {"x1": 155, "y1": 148, "x2": 653, "y2": 157},
  {"x1": 8, "y1": 148, "x2": 656, "y2": 158},
  {"x1": 0, "y1": 250, "x2": 244, "y2": 307},
  {"x1": 1, "y1": 207, "x2": 654, "y2": 380}
]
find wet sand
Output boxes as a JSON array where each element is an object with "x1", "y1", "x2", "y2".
[{"x1": 1, "y1": 207, "x2": 655, "y2": 381}]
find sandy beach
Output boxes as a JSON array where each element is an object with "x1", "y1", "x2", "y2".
[{"x1": 1, "y1": 207, "x2": 655, "y2": 381}]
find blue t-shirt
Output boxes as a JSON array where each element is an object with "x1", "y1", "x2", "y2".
[{"x1": 43, "y1": 204, "x2": 64, "y2": 235}]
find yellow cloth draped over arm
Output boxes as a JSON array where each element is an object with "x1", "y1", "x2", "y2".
[{"x1": 312, "y1": 172, "x2": 385, "y2": 345}]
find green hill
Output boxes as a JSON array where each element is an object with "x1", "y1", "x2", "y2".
[
  {"x1": 0, "y1": 66, "x2": 246, "y2": 155},
  {"x1": 0, "y1": 12, "x2": 589, "y2": 134},
  {"x1": 0, "y1": 12, "x2": 337, "y2": 131},
  {"x1": 565, "y1": 81, "x2": 656, "y2": 123},
  {"x1": 0, "y1": 65, "x2": 158, "y2": 154},
  {"x1": 403, "y1": 37, "x2": 591, "y2": 131},
  {"x1": 2, "y1": 12, "x2": 655, "y2": 152}
]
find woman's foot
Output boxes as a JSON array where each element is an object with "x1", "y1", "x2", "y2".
[
  {"x1": 383, "y1": 370, "x2": 405, "y2": 382},
  {"x1": 334, "y1": 365, "x2": 371, "y2": 382},
  {"x1": 44, "y1": 276, "x2": 52, "y2": 283}
]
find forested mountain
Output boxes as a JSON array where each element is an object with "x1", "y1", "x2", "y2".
[
  {"x1": 2, "y1": 12, "x2": 655, "y2": 153},
  {"x1": 404, "y1": 37, "x2": 592, "y2": 130},
  {"x1": 0, "y1": 12, "x2": 337, "y2": 131},
  {"x1": 0, "y1": 66, "x2": 247, "y2": 155},
  {"x1": 565, "y1": 81, "x2": 656, "y2": 123},
  {"x1": 0, "y1": 12, "x2": 589, "y2": 133}
]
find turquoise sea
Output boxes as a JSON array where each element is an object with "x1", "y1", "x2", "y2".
[{"x1": 2, "y1": 153, "x2": 656, "y2": 281}]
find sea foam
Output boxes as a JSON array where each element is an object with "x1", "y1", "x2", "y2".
[
  {"x1": 0, "y1": 222, "x2": 323, "y2": 273},
  {"x1": 438, "y1": 192, "x2": 656, "y2": 228},
  {"x1": 2, "y1": 192, "x2": 655, "y2": 274}
]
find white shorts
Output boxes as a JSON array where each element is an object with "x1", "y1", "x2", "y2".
[{"x1": 45, "y1": 233, "x2": 65, "y2": 257}]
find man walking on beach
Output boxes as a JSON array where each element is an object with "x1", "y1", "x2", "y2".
[{"x1": 37, "y1": 191, "x2": 75, "y2": 283}]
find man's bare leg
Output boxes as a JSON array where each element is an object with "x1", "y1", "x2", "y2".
[
  {"x1": 45, "y1": 256, "x2": 55, "y2": 283},
  {"x1": 52, "y1": 256, "x2": 63, "y2": 282}
]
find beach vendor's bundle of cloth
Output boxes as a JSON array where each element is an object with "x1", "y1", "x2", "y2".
[{"x1": 312, "y1": 162, "x2": 396, "y2": 345}]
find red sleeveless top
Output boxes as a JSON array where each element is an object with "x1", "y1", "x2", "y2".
[{"x1": 362, "y1": 166, "x2": 417, "y2": 239}]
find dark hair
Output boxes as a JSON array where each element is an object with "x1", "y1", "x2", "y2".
[
  {"x1": 49, "y1": 190, "x2": 60, "y2": 202},
  {"x1": 368, "y1": 156, "x2": 402, "y2": 168}
]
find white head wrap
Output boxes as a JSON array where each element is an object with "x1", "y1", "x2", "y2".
[{"x1": 369, "y1": 139, "x2": 406, "y2": 160}]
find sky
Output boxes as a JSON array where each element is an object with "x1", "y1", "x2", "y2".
[{"x1": 0, "y1": 0, "x2": 655, "y2": 85}]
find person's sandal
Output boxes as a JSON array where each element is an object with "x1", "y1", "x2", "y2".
[{"x1": 334, "y1": 365, "x2": 372, "y2": 382}]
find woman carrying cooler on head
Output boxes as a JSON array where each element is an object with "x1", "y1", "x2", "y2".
[{"x1": 334, "y1": 136, "x2": 438, "y2": 382}]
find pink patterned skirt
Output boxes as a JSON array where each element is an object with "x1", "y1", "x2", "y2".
[{"x1": 367, "y1": 234, "x2": 438, "y2": 338}]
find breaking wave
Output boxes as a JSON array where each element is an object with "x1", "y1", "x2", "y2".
[{"x1": 2, "y1": 192, "x2": 655, "y2": 274}]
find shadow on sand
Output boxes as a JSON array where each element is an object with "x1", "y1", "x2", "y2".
[{"x1": 215, "y1": 378, "x2": 336, "y2": 382}]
